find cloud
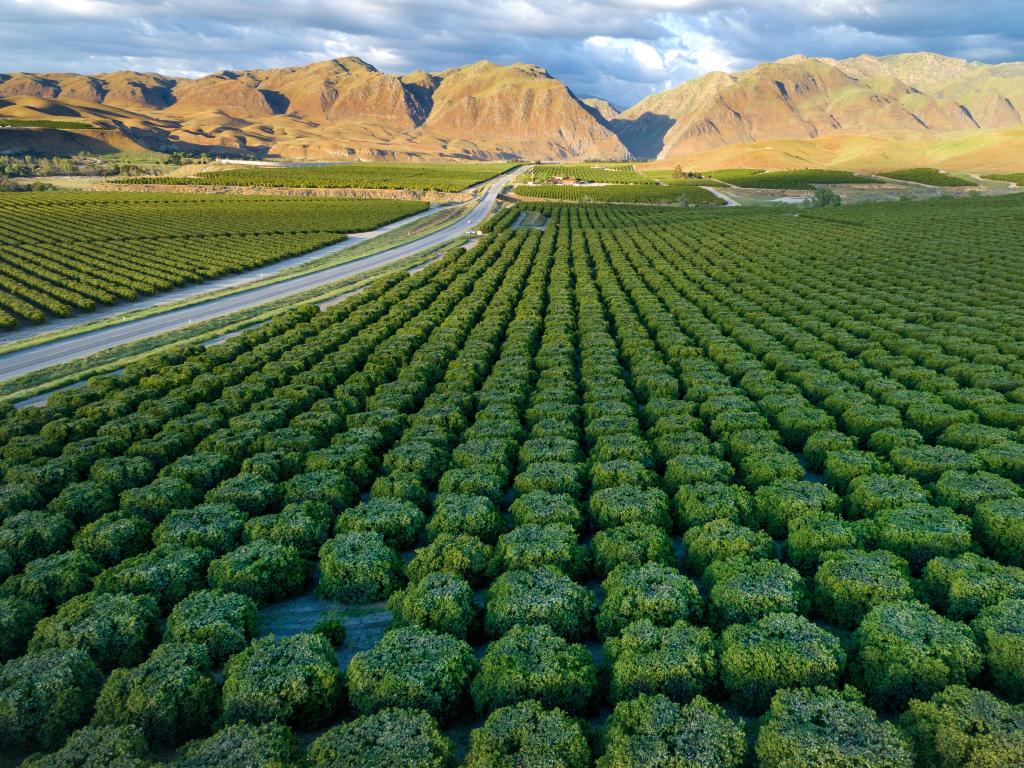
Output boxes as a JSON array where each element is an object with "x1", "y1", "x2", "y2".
[{"x1": 1, "y1": 0, "x2": 1022, "y2": 105}]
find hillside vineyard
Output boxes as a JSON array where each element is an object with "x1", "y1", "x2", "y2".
[{"x1": 3, "y1": 196, "x2": 1024, "y2": 765}]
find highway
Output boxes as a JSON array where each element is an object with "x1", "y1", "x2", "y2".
[{"x1": 0, "y1": 165, "x2": 527, "y2": 383}]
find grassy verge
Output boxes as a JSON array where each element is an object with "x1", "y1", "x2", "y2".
[
  {"x1": 4, "y1": 238, "x2": 465, "y2": 404},
  {"x1": 0, "y1": 203, "x2": 468, "y2": 357}
]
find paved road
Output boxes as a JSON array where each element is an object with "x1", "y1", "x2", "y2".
[
  {"x1": 0, "y1": 166, "x2": 527, "y2": 383},
  {"x1": 704, "y1": 186, "x2": 740, "y2": 206}
]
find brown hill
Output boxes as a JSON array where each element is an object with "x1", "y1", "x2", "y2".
[
  {"x1": 0, "y1": 57, "x2": 626, "y2": 161},
  {"x1": 620, "y1": 52, "x2": 1024, "y2": 160},
  {"x1": 1, "y1": 52, "x2": 1022, "y2": 164}
]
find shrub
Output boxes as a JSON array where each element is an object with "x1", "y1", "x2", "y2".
[
  {"x1": 841, "y1": 404, "x2": 903, "y2": 441},
  {"x1": 307, "y1": 708, "x2": 453, "y2": 768},
  {"x1": 20, "y1": 725, "x2": 150, "y2": 768},
  {"x1": 347, "y1": 626, "x2": 476, "y2": 723},
  {"x1": 845, "y1": 474, "x2": 929, "y2": 519},
  {"x1": 755, "y1": 686, "x2": 914, "y2": 768},
  {"x1": 596, "y1": 562, "x2": 702, "y2": 638},
  {"x1": 471, "y1": 624, "x2": 596, "y2": 715},
  {"x1": 519, "y1": 436, "x2": 582, "y2": 465},
  {"x1": 388, "y1": 572, "x2": 477, "y2": 640},
  {"x1": 207, "y1": 542, "x2": 307, "y2": 604},
  {"x1": 972, "y1": 598, "x2": 1024, "y2": 702},
  {"x1": 823, "y1": 450, "x2": 888, "y2": 493},
  {"x1": 590, "y1": 485, "x2": 671, "y2": 530},
  {"x1": 47, "y1": 481, "x2": 116, "y2": 525},
  {"x1": 72, "y1": 512, "x2": 153, "y2": 567},
  {"x1": 29, "y1": 591, "x2": 159, "y2": 671},
  {"x1": 785, "y1": 513, "x2": 858, "y2": 573},
  {"x1": 205, "y1": 473, "x2": 281, "y2": 515},
  {"x1": 597, "y1": 693, "x2": 745, "y2": 768},
  {"x1": 705, "y1": 556, "x2": 808, "y2": 625},
  {"x1": 119, "y1": 477, "x2": 197, "y2": 523},
  {"x1": 0, "y1": 595, "x2": 43, "y2": 661},
  {"x1": 719, "y1": 612, "x2": 845, "y2": 713},
  {"x1": 437, "y1": 467, "x2": 504, "y2": 503},
  {"x1": 590, "y1": 459, "x2": 657, "y2": 490},
  {"x1": 866, "y1": 426, "x2": 924, "y2": 455},
  {"x1": 282, "y1": 470, "x2": 358, "y2": 513},
  {"x1": 242, "y1": 501, "x2": 332, "y2": 557},
  {"x1": 890, "y1": 444, "x2": 980, "y2": 485},
  {"x1": 934, "y1": 470, "x2": 1019, "y2": 516},
  {"x1": 492, "y1": 524, "x2": 588, "y2": 578},
  {"x1": 370, "y1": 471, "x2": 429, "y2": 508},
  {"x1": 739, "y1": 451, "x2": 805, "y2": 488},
  {"x1": 464, "y1": 700, "x2": 590, "y2": 768},
  {"x1": 977, "y1": 441, "x2": 1024, "y2": 483},
  {"x1": 682, "y1": 519, "x2": 773, "y2": 574},
  {"x1": 664, "y1": 454, "x2": 734, "y2": 490},
  {"x1": 592, "y1": 522, "x2": 675, "y2": 577},
  {"x1": 508, "y1": 492, "x2": 583, "y2": 529},
  {"x1": 513, "y1": 462, "x2": 585, "y2": 498},
  {"x1": 94, "y1": 545, "x2": 211, "y2": 609},
  {"x1": 152, "y1": 503, "x2": 246, "y2": 554},
  {"x1": 852, "y1": 600, "x2": 983, "y2": 710},
  {"x1": 749, "y1": 480, "x2": 840, "y2": 537},
  {"x1": 165, "y1": 589, "x2": 258, "y2": 662},
  {"x1": 0, "y1": 648, "x2": 103, "y2": 752},
  {"x1": 605, "y1": 619, "x2": 716, "y2": 703},
  {"x1": 0, "y1": 509, "x2": 73, "y2": 568},
  {"x1": 485, "y1": 566, "x2": 594, "y2": 640},
  {"x1": 803, "y1": 430, "x2": 855, "y2": 474},
  {"x1": 221, "y1": 633, "x2": 342, "y2": 727},
  {"x1": 813, "y1": 549, "x2": 914, "y2": 627},
  {"x1": 858, "y1": 504, "x2": 971, "y2": 572},
  {"x1": 406, "y1": 533, "x2": 493, "y2": 586},
  {"x1": 176, "y1": 722, "x2": 302, "y2": 768},
  {"x1": 921, "y1": 552, "x2": 1024, "y2": 620},
  {"x1": 975, "y1": 497, "x2": 1024, "y2": 566},
  {"x1": 17, "y1": 549, "x2": 100, "y2": 608},
  {"x1": 427, "y1": 494, "x2": 503, "y2": 543},
  {"x1": 92, "y1": 642, "x2": 216, "y2": 747},
  {"x1": 318, "y1": 532, "x2": 403, "y2": 602},
  {"x1": 899, "y1": 684, "x2": 1024, "y2": 768},
  {"x1": 674, "y1": 482, "x2": 751, "y2": 528}
]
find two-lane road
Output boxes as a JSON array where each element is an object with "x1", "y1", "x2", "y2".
[{"x1": 0, "y1": 165, "x2": 528, "y2": 383}]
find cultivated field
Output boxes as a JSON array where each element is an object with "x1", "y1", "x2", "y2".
[
  {"x1": 513, "y1": 183, "x2": 723, "y2": 205},
  {"x1": 1, "y1": 192, "x2": 1023, "y2": 766},
  {"x1": 528, "y1": 164, "x2": 655, "y2": 184},
  {"x1": 876, "y1": 168, "x2": 978, "y2": 186},
  {"x1": 0, "y1": 193, "x2": 427, "y2": 328},
  {"x1": 117, "y1": 162, "x2": 518, "y2": 192},
  {"x1": 710, "y1": 168, "x2": 877, "y2": 188}
]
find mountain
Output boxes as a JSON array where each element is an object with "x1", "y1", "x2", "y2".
[
  {"x1": 0, "y1": 57, "x2": 628, "y2": 161},
  {"x1": 0, "y1": 52, "x2": 1022, "y2": 167},
  {"x1": 621, "y1": 52, "x2": 1024, "y2": 162}
]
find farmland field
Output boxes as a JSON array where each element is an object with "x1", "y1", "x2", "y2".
[
  {"x1": 513, "y1": 183, "x2": 723, "y2": 205},
  {"x1": 0, "y1": 192, "x2": 427, "y2": 329},
  {"x1": 529, "y1": 164, "x2": 655, "y2": 184},
  {"x1": 117, "y1": 162, "x2": 518, "y2": 192},
  {"x1": 876, "y1": 168, "x2": 978, "y2": 186},
  {"x1": 3, "y1": 193, "x2": 1024, "y2": 766},
  {"x1": 985, "y1": 173, "x2": 1024, "y2": 185},
  {"x1": 711, "y1": 168, "x2": 877, "y2": 188}
]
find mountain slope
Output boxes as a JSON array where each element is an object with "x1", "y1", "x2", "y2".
[
  {"x1": 0, "y1": 58, "x2": 627, "y2": 161},
  {"x1": 0, "y1": 52, "x2": 1022, "y2": 164},
  {"x1": 618, "y1": 52, "x2": 1024, "y2": 160}
]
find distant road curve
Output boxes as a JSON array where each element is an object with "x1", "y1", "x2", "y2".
[{"x1": 0, "y1": 165, "x2": 529, "y2": 383}]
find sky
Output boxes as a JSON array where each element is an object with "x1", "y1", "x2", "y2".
[{"x1": 2, "y1": 0, "x2": 1023, "y2": 106}]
